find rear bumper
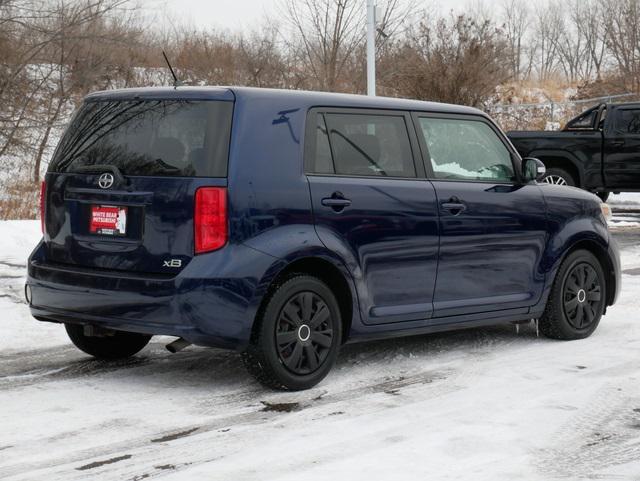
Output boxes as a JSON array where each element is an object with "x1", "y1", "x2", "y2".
[{"x1": 26, "y1": 242, "x2": 278, "y2": 350}]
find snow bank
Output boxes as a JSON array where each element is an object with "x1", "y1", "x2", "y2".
[{"x1": 0, "y1": 220, "x2": 68, "y2": 351}]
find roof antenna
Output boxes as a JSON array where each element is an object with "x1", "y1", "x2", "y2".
[{"x1": 162, "y1": 50, "x2": 181, "y2": 88}]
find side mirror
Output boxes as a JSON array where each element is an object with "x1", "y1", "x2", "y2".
[{"x1": 522, "y1": 157, "x2": 546, "y2": 182}]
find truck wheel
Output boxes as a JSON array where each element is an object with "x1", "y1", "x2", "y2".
[
  {"x1": 65, "y1": 324, "x2": 151, "y2": 359},
  {"x1": 539, "y1": 250, "x2": 606, "y2": 340},
  {"x1": 242, "y1": 274, "x2": 342, "y2": 391},
  {"x1": 542, "y1": 168, "x2": 576, "y2": 187},
  {"x1": 596, "y1": 192, "x2": 610, "y2": 202}
]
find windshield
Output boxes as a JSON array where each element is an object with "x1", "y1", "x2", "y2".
[{"x1": 49, "y1": 99, "x2": 233, "y2": 177}]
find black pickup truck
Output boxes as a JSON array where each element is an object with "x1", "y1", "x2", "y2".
[{"x1": 508, "y1": 102, "x2": 640, "y2": 201}]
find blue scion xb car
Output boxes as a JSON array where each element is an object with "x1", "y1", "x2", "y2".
[{"x1": 26, "y1": 87, "x2": 621, "y2": 390}]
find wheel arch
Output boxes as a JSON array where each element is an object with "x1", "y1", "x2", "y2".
[
  {"x1": 533, "y1": 151, "x2": 583, "y2": 187},
  {"x1": 252, "y1": 254, "x2": 358, "y2": 345},
  {"x1": 562, "y1": 239, "x2": 617, "y2": 308}
]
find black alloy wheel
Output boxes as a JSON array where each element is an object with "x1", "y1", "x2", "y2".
[
  {"x1": 276, "y1": 292, "x2": 334, "y2": 375},
  {"x1": 242, "y1": 274, "x2": 342, "y2": 390},
  {"x1": 562, "y1": 262, "x2": 603, "y2": 330},
  {"x1": 539, "y1": 249, "x2": 606, "y2": 340}
]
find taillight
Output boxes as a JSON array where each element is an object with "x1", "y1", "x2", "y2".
[
  {"x1": 194, "y1": 187, "x2": 227, "y2": 254},
  {"x1": 39, "y1": 180, "x2": 46, "y2": 234}
]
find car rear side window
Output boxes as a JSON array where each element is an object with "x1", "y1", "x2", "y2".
[
  {"x1": 418, "y1": 117, "x2": 515, "y2": 182},
  {"x1": 49, "y1": 99, "x2": 233, "y2": 177},
  {"x1": 310, "y1": 113, "x2": 416, "y2": 178},
  {"x1": 566, "y1": 106, "x2": 598, "y2": 130}
]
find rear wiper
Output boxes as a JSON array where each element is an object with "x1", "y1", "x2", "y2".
[
  {"x1": 153, "y1": 158, "x2": 181, "y2": 172},
  {"x1": 71, "y1": 164, "x2": 127, "y2": 185}
]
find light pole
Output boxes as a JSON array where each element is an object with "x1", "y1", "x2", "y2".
[{"x1": 366, "y1": 0, "x2": 376, "y2": 96}]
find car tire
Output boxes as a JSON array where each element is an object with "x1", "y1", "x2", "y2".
[
  {"x1": 65, "y1": 323, "x2": 151, "y2": 359},
  {"x1": 596, "y1": 191, "x2": 610, "y2": 202},
  {"x1": 539, "y1": 250, "x2": 606, "y2": 340},
  {"x1": 542, "y1": 167, "x2": 576, "y2": 187},
  {"x1": 242, "y1": 274, "x2": 342, "y2": 391}
]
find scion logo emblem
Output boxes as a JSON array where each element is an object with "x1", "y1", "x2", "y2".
[{"x1": 98, "y1": 173, "x2": 114, "y2": 189}]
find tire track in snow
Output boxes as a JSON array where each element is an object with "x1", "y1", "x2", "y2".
[
  {"x1": 1, "y1": 312, "x2": 548, "y2": 480},
  {"x1": 535, "y1": 380, "x2": 640, "y2": 479},
  {"x1": 0, "y1": 368, "x2": 454, "y2": 480},
  {"x1": 0, "y1": 325, "x2": 536, "y2": 481}
]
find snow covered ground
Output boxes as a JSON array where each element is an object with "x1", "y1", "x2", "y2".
[
  {"x1": 1, "y1": 211, "x2": 639, "y2": 481},
  {"x1": 610, "y1": 192, "x2": 640, "y2": 209}
]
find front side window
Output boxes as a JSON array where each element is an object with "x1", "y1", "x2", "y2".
[
  {"x1": 418, "y1": 117, "x2": 515, "y2": 182},
  {"x1": 316, "y1": 113, "x2": 415, "y2": 178}
]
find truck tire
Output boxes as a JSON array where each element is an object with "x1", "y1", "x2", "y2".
[
  {"x1": 242, "y1": 274, "x2": 342, "y2": 391},
  {"x1": 542, "y1": 168, "x2": 576, "y2": 187},
  {"x1": 65, "y1": 323, "x2": 151, "y2": 359}
]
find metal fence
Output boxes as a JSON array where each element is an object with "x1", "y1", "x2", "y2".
[{"x1": 487, "y1": 92, "x2": 640, "y2": 132}]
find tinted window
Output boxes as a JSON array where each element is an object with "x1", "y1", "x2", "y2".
[
  {"x1": 418, "y1": 117, "x2": 515, "y2": 182},
  {"x1": 616, "y1": 109, "x2": 640, "y2": 134},
  {"x1": 322, "y1": 114, "x2": 416, "y2": 177},
  {"x1": 313, "y1": 115, "x2": 334, "y2": 174},
  {"x1": 566, "y1": 107, "x2": 598, "y2": 130},
  {"x1": 50, "y1": 100, "x2": 233, "y2": 177}
]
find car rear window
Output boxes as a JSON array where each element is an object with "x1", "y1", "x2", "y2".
[{"x1": 49, "y1": 99, "x2": 233, "y2": 177}]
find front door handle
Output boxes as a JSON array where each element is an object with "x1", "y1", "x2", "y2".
[
  {"x1": 442, "y1": 197, "x2": 466, "y2": 215},
  {"x1": 322, "y1": 193, "x2": 352, "y2": 211},
  {"x1": 610, "y1": 140, "x2": 625, "y2": 147}
]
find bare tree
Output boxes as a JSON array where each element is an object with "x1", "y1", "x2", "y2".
[
  {"x1": 0, "y1": 0, "x2": 138, "y2": 183},
  {"x1": 279, "y1": 0, "x2": 364, "y2": 91},
  {"x1": 533, "y1": 1, "x2": 563, "y2": 81},
  {"x1": 237, "y1": 25, "x2": 287, "y2": 87},
  {"x1": 501, "y1": 0, "x2": 529, "y2": 80},
  {"x1": 551, "y1": 1, "x2": 585, "y2": 83},
  {"x1": 602, "y1": 0, "x2": 640, "y2": 92},
  {"x1": 279, "y1": 0, "x2": 414, "y2": 92},
  {"x1": 573, "y1": 0, "x2": 607, "y2": 81},
  {"x1": 385, "y1": 13, "x2": 511, "y2": 106}
]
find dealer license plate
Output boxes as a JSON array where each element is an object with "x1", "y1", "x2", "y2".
[{"x1": 90, "y1": 205, "x2": 128, "y2": 236}]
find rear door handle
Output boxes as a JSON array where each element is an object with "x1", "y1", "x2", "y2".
[
  {"x1": 322, "y1": 198, "x2": 351, "y2": 206},
  {"x1": 610, "y1": 140, "x2": 625, "y2": 147},
  {"x1": 321, "y1": 198, "x2": 352, "y2": 207},
  {"x1": 321, "y1": 193, "x2": 351, "y2": 211}
]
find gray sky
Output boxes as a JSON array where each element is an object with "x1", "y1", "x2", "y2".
[{"x1": 154, "y1": 0, "x2": 479, "y2": 32}]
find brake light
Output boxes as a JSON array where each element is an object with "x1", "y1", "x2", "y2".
[
  {"x1": 194, "y1": 187, "x2": 227, "y2": 254},
  {"x1": 39, "y1": 180, "x2": 46, "y2": 234}
]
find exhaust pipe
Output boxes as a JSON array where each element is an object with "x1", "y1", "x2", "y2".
[{"x1": 166, "y1": 337, "x2": 191, "y2": 353}]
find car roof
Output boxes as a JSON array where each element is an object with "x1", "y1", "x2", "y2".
[
  {"x1": 609, "y1": 102, "x2": 640, "y2": 109},
  {"x1": 84, "y1": 86, "x2": 486, "y2": 117}
]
